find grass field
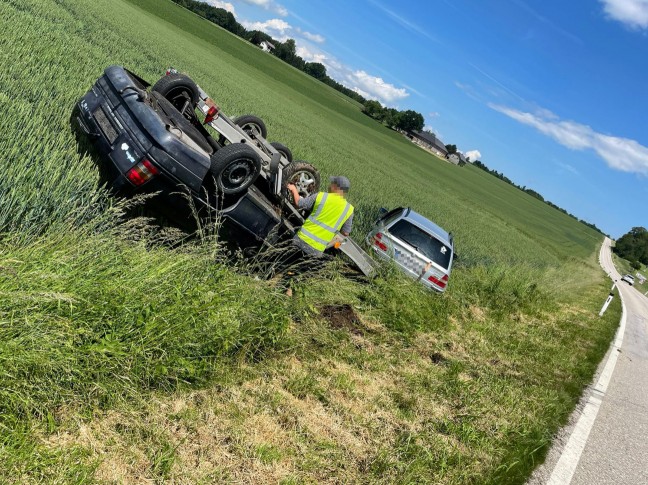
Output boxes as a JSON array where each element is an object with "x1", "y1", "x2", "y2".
[{"x1": 0, "y1": 0, "x2": 621, "y2": 483}]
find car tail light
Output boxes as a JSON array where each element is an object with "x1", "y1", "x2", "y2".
[
  {"x1": 126, "y1": 158, "x2": 159, "y2": 186},
  {"x1": 204, "y1": 105, "x2": 219, "y2": 124},
  {"x1": 373, "y1": 232, "x2": 388, "y2": 251},
  {"x1": 428, "y1": 273, "x2": 448, "y2": 288}
]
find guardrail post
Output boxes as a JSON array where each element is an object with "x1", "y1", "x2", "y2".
[{"x1": 599, "y1": 283, "x2": 616, "y2": 317}]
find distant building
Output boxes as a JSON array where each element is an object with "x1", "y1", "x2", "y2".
[
  {"x1": 409, "y1": 130, "x2": 448, "y2": 158},
  {"x1": 259, "y1": 40, "x2": 275, "y2": 52},
  {"x1": 447, "y1": 153, "x2": 467, "y2": 165}
]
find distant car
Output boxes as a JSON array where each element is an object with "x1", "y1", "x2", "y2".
[
  {"x1": 621, "y1": 274, "x2": 635, "y2": 285},
  {"x1": 366, "y1": 207, "x2": 455, "y2": 292}
]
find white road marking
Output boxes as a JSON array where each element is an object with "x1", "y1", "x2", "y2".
[{"x1": 547, "y1": 239, "x2": 627, "y2": 485}]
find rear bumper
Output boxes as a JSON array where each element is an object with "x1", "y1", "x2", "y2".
[{"x1": 366, "y1": 244, "x2": 448, "y2": 292}]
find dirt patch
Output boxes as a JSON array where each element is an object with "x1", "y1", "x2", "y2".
[
  {"x1": 430, "y1": 352, "x2": 446, "y2": 364},
  {"x1": 320, "y1": 304, "x2": 362, "y2": 334}
]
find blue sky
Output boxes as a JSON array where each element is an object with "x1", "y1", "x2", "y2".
[{"x1": 204, "y1": 0, "x2": 648, "y2": 237}]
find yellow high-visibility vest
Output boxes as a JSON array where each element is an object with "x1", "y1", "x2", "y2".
[{"x1": 298, "y1": 192, "x2": 354, "y2": 252}]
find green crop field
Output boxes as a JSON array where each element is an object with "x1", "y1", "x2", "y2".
[{"x1": 0, "y1": 0, "x2": 620, "y2": 483}]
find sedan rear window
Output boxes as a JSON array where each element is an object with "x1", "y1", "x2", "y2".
[{"x1": 389, "y1": 220, "x2": 452, "y2": 269}]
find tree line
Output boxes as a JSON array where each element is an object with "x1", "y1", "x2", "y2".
[
  {"x1": 171, "y1": 0, "x2": 425, "y2": 132},
  {"x1": 614, "y1": 227, "x2": 648, "y2": 269},
  {"x1": 471, "y1": 160, "x2": 606, "y2": 235}
]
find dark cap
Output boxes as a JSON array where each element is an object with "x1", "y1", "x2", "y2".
[{"x1": 329, "y1": 175, "x2": 351, "y2": 192}]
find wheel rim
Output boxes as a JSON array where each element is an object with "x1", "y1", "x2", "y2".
[
  {"x1": 220, "y1": 159, "x2": 256, "y2": 191},
  {"x1": 165, "y1": 87, "x2": 193, "y2": 116},
  {"x1": 290, "y1": 170, "x2": 317, "y2": 197}
]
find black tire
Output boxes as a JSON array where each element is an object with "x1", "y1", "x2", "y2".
[
  {"x1": 234, "y1": 114, "x2": 268, "y2": 139},
  {"x1": 282, "y1": 160, "x2": 320, "y2": 199},
  {"x1": 151, "y1": 73, "x2": 200, "y2": 118},
  {"x1": 152, "y1": 92, "x2": 212, "y2": 153},
  {"x1": 209, "y1": 143, "x2": 262, "y2": 195},
  {"x1": 270, "y1": 141, "x2": 293, "y2": 162}
]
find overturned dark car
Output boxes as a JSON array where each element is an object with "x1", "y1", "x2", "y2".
[{"x1": 73, "y1": 66, "x2": 374, "y2": 275}]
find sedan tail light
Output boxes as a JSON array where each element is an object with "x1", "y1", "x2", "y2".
[
  {"x1": 126, "y1": 158, "x2": 159, "y2": 186},
  {"x1": 428, "y1": 273, "x2": 449, "y2": 288},
  {"x1": 373, "y1": 232, "x2": 388, "y2": 251}
]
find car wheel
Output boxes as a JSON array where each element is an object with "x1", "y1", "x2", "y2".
[
  {"x1": 151, "y1": 73, "x2": 200, "y2": 118},
  {"x1": 209, "y1": 143, "x2": 262, "y2": 195},
  {"x1": 282, "y1": 160, "x2": 320, "y2": 199},
  {"x1": 270, "y1": 141, "x2": 293, "y2": 162},
  {"x1": 234, "y1": 115, "x2": 268, "y2": 139}
]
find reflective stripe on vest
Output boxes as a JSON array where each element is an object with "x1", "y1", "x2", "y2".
[{"x1": 298, "y1": 192, "x2": 354, "y2": 252}]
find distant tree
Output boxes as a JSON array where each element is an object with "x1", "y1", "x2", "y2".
[
  {"x1": 304, "y1": 62, "x2": 327, "y2": 80},
  {"x1": 275, "y1": 39, "x2": 297, "y2": 63},
  {"x1": 614, "y1": 227, "x2": 648, "y2": 265},
  {"x1": 524, "y1": 188, "x2": 544, "y2": 201},
  {"x1": 248, "y1": 30, "x2": 273, "y2": 45},
  {"x1": 445, "y1": 144, "x2": 457, "y2": 155},
  {"x1": 630, "y1": 260, "x2": 642, "y2": 270},
  {"x1": 362, "y1": 99, "x2": 384, "y2": 119},
  {"x1": 395, "y1": 110, "x2": 424, "y2": 132},
  {"x1": 383, "y1": 108, "x2": 400, "y2": 127}
]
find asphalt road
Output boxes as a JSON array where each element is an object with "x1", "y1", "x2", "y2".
[{"x1": 529, "y1": 237, "x2": 648, "y2": 485}]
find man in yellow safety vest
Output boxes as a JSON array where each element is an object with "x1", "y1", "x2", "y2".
[{"x1": 287, "y1": 175, "x2": 354, "y2": 256}]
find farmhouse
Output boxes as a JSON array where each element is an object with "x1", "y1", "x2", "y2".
[
  {"x1": 259, "y1": 40, "x2": 275, "y2": 52},
  {"x1": 409, "y1": 130, "x2": 448, "y2": 158}
]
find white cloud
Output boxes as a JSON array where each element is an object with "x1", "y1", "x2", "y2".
[
  {"x1": 242, "y1": 18, "x2": 291, "y2": 40},
  {"x1": 301, "y1": 31, "x2": 325, "y2": 43},
  {"x1": 353, "y1": 87, "x2": 373, "y2": 100},
  {"x1": 490, "y1": 104, "x2": 648, "y2": 175},
  {"x1": 347, "y1": 70, "x2": 409, "y2": 104},
  {"x1": 428, "y1": 112, "x2": 440, "y2": 118},
  {"x1": 465, "y1": 150, "x2": 482, "y2": 161},
  {"x1": 600, "y1": 0, "x2": 648, "y2": 29},
  {"x1": 237, "y1": 0, "x2": 287, "y2": 16},
  {"x1": 203, "y1": 0, "x2": 236, "y2": 14},
  {"x1": 242, "y1": 19, "x2": 325, "y2": 44},
  {"x1": 296, "y1": 46, "x2": 328, "y2": 65},
  {"x1": 557, "y1": 162, "x2": 580, "y2": 175},
  {"x1": 296, "y1": 45, "x2": 409, "y2": 105}
]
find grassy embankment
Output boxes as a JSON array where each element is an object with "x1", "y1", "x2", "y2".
[{"x1": 0, "y1": 0, "x2": 621, "y2": 483}]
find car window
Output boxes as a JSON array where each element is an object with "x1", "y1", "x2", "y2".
[{"x1": 388, "y1": 220, "x2": 452, "y2": 269}]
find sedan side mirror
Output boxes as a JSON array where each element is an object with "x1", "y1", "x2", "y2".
[{"x1": 378, "y1": 207, "x2": 388, "y2": 215}]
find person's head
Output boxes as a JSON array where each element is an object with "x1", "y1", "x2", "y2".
[{"x1": 329, "y1": 176, "x2": 350, "y2": 196}]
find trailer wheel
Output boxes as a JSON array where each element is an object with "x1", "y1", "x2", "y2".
[
  {"x1": 151, "y1": 73, "x2": 200, "y2": 118},
  {"x1": 209, "y1": 143, "x2": 262, "y2": 195},
  {"x1": 270, "y1": 142, "x2": 293, "y2": 163},
  {"x1": 234, "y1": 115, "x2": 268, "y2": 139},
  {"x1": 283, "y1": 160, "x2": 320, "y2": 199}
]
